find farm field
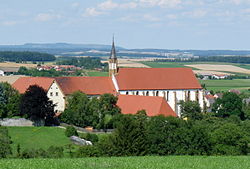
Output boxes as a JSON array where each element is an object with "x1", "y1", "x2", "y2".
[
  {"x1": 187, "y1": 64, "x2": 250, "y2": 74},
  {"x1": 7, "y1": 127, "x2": 72, "y2": 154},
  {"x1": 0, "y1": 156, "x2": 250, "y2": 169},
  {"x1": 87, "y1": 71, "x2": 109, "y2": 77},
  {"x1": 142, "y1": 61, "x2": 189, "y2": 68},
  {"x1": 200, "y1": 79, "x2": 250, "y2": 92},
  {"x1": 0, "y1": 75, "x2": 26, "y2": 84},
  {"x1": 142, "y1": 61, "x2": 250, "y2": 75},
  {"x1": 0, "y1": 62, "x2": 36, "y2": 68}
]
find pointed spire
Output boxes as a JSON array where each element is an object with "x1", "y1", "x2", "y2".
[{"x1": 110, "y1": 35, "x2": 117, "y2": 59}]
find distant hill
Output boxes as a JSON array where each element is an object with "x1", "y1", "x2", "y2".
[
  {"x1": 0, "y1": 43, "x2": 124, "y2": 50},
  {"x1": 0, "y1": 43, "x2": 250, "y2": 58}
]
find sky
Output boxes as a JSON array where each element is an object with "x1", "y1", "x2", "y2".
[{"x1": 0, "y1": 0, "x2": 250, "y2": 50}]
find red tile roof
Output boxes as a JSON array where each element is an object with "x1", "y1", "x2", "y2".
[
  {"x1": 205, "y1": 94, "x2": 215, "y2": 99},
  {"x1": 117, "y1": 95, "x2": 176, "y2": 117},
  {"x1": 12, "y1": 77, "x2": 54, "y2": 94},
  {"x1": 55, "y1": 76, "x2": 116, "y2": 95},
  {"x1": 116, "y1": 68, "x2": 202, "y2": 90}
]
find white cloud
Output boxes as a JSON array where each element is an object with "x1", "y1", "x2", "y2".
[
  {"x1": 166, "y1": 14, "x2": 178, "y2": 19},
  {"x1": 98, "y1": 0, "x2": 138, "y2": 10},
  {"x1": 2, "y1": 21, "x2": 18, "y2": 26},
  {"x1": 83, "y1": 8, "x2": 104, "y2": 17},
  {"x1": 138, "y1": 0, "x2": 182, "y2": 8},
  {"x1": 120, "y1": 2, "x2": 138, "y2": 9},
  {"x1": 183, "y1": 9, "x2": 207, "y2": 18},
  {"x1": 84, "y1": 0, "x2": 138, "y2": 17},
  {"x1": 143, "y1": 14, "x2": 161, "y2": 21},
  {"x1": 98, "y1": 0, "x2": 118, "y2": 10},
  {"x1": 35, "y1": 13, "x2": 61, "y2": 22}
]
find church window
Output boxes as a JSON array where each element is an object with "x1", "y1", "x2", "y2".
[
  {"x1": 126, "y1": 91, "x2": 129, "y2": 95},
  {"x1": 146, "y1": 91, "x2": 149, "y2": 96},
  {"x1": 187, "y1": 91, "x2": 191, "y2": 101},
  {"x1": 196, "y1": 90, "x2": 199, "y2": 102},
  {"x1": 156, "y1": 91, "x2": 159, "y2": 96},
  {"x1": 136, "y1": 91, "x2": 139, "y2": 95}
]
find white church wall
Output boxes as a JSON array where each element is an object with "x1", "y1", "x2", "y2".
[
  {"x1": 112, "y1": 75, "x2": 119, "y2": 92},
  {"x1": 118, "y1": 89, "x2": 205, "y2": 117},
  {"x1": 190, "y1": 91, "x2": 196, "y2": 101}
]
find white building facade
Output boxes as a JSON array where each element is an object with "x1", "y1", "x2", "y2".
[{"x1": 47, "y1": 81, "x2": 65, "y2": 112}]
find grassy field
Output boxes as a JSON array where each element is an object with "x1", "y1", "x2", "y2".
[
  {"x1": 200, "y1": 79, "x2": 250, "y2": 92},
  {"x1": 7, "y1": 127, "x2": 71, "y2": 154},
  {"x1": 87, "y1": 71, "x2": 109, "y2": 77},
  {"x1": 142, "y1": 61, "x2": 189, "y2": 68},
  {"x1": 0, "y1": 156, "x2": 250, "y2": 169}
]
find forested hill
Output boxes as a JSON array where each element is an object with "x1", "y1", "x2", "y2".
[{"x1": 0, "y1": 51, "x2": 56, "y2": 62}]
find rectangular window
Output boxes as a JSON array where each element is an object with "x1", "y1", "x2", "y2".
[
  {"x1": 56, "y1": 92, "x2": 59, "y2": 96},
  {"x1": 50, "y1": 92, "x2": 53, "y2": 96}
]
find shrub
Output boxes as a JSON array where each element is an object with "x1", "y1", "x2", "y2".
[
  {"x1": 65, "y1": 126, "x2": 78, "y2": 137},
  {"x1": 20, "y1": 148, "x2": 47, "y2": 158},
  {"x1": 0, "y1": 126, "x2": 12, "y2": 158},
  {"x1": 83, "y1": 133, "x2": 99, "y2": 144},
  {"x1": 74, "y1": 146, "x2": 101, "y2": 157},
  {"x1": 47, "y1": 146, "x2": 64, "y2": 158}
]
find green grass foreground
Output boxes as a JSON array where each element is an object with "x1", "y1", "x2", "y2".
[
  {"x1": 1, "y1": 156, "x2": 250, "y2": 169},
  {"x1": 7, "y1": 127, "x2": 71, "y2": 153}
]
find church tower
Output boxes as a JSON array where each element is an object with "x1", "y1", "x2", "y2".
[{"x1": 109, "y1": 36, "x2": 118, "y2": 76}]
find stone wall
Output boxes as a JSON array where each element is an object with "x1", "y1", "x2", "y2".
[{"x1": 0, "y1": 118, "x2": 33, "y2": 126}]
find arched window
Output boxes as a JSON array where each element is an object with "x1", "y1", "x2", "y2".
[
  {"x1": 166, "y1": 91, "x2": 169, "y2": 101},
  {"x1": 126, "y1": 91, "x2": 129, "y2": 95},
  {"x1": 146, "y1": 91, "x2": 149, "y2": 96},
  {"x1": 136, "y1": 91, "x2": 139, "y2": 95},
  {"x1": 156, "y1": 91, "x2": 159, "y2": 96},
  {"x1": 196, "y1": 90, "x2": 199, "y2": 101},
  {"x1": 187, "y1": 91, "x2": 191, "y2": 101}
]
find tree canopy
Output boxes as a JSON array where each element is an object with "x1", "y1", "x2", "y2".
[
  {"x1": 0, "y1": 82, "x2": 20, "y2": 118},
  {"x1": 20, "y1": 85, "x2": 56, "y2": 126},
  {"x1": 0, "y1": 51, "x2": 55, "y2": 62},
  {"x1": 212, "y1": 92, "x2": 244, "y2": 120}
]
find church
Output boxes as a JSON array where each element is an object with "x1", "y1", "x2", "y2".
[{"x1": 13, "y1": 39, "x2": 204, "y2": 117}]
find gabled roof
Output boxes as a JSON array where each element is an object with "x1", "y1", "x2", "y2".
[
  {"x1": 12, "y1": 77, "x2": 54, "y2": 94},
  {"x1": 116, "y1": 68, "x2": 202, "y2": 90},
  {"x1": 54, "y1": 76, "x2": 116, "y2": 95},
  {"x1": 117, "y1": 95, "x2": 176, "y2": 117}
]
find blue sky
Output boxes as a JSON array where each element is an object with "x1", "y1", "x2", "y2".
[{"x1": 0, "y1": 0, "x2": 250, "y2": 49}]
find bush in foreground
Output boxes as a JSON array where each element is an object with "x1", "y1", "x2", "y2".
[{"x1": 65, "y1": 126, "x2": 78, "y2": 137}]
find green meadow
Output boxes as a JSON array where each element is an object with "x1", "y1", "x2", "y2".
[
  {"x1": 200, "y1": 79, "x2": 250, "y2": 92},
  {"x1": 1, "y1": 156, "x2": 250, "y2": 169},
  {"x1": 7, "y1": 127, "x2": 71, "y2": 154},
  {"x1": 87, "y1": 71, "x2": 109, "y2": 77}
]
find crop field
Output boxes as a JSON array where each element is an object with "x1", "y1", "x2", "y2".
[
  {"x1": 187, "y1": 64, "x2": 250, "y2": 74},
  {"x1": 0, "y1": 75, "x2": 26, "y2": 84},
  {"x1": 87, "y1": 71, "x2": 109, "y2": 77},
  {"x1": 0, "y1": 62, "x2": 36, "y2": 68},
  {"x1": 142, "y1": 61, "x2": 189, "y2": 68},
  {"x1": 7, "y1": 127, "x2": 71, "y2": 154},
  {"x1": 0, "y1": 156, "x2": 250, "y2": 169},
  {"x1": 200, "y1": 79, "x2": 250, "y2": 92}
]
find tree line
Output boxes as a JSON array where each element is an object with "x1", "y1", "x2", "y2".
[
  {"x1": 56, "y1": 57, "x2": 108, "y2": 70},
  {"x1": 156, "y1": 56, "x2": 250, "y2": 64},
  {"x1": 17, "y1": 66, "x2": 82, "y2": 77},
  {"x1": 0, "y1": 51, "x2": 56, "y2": 62}
]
